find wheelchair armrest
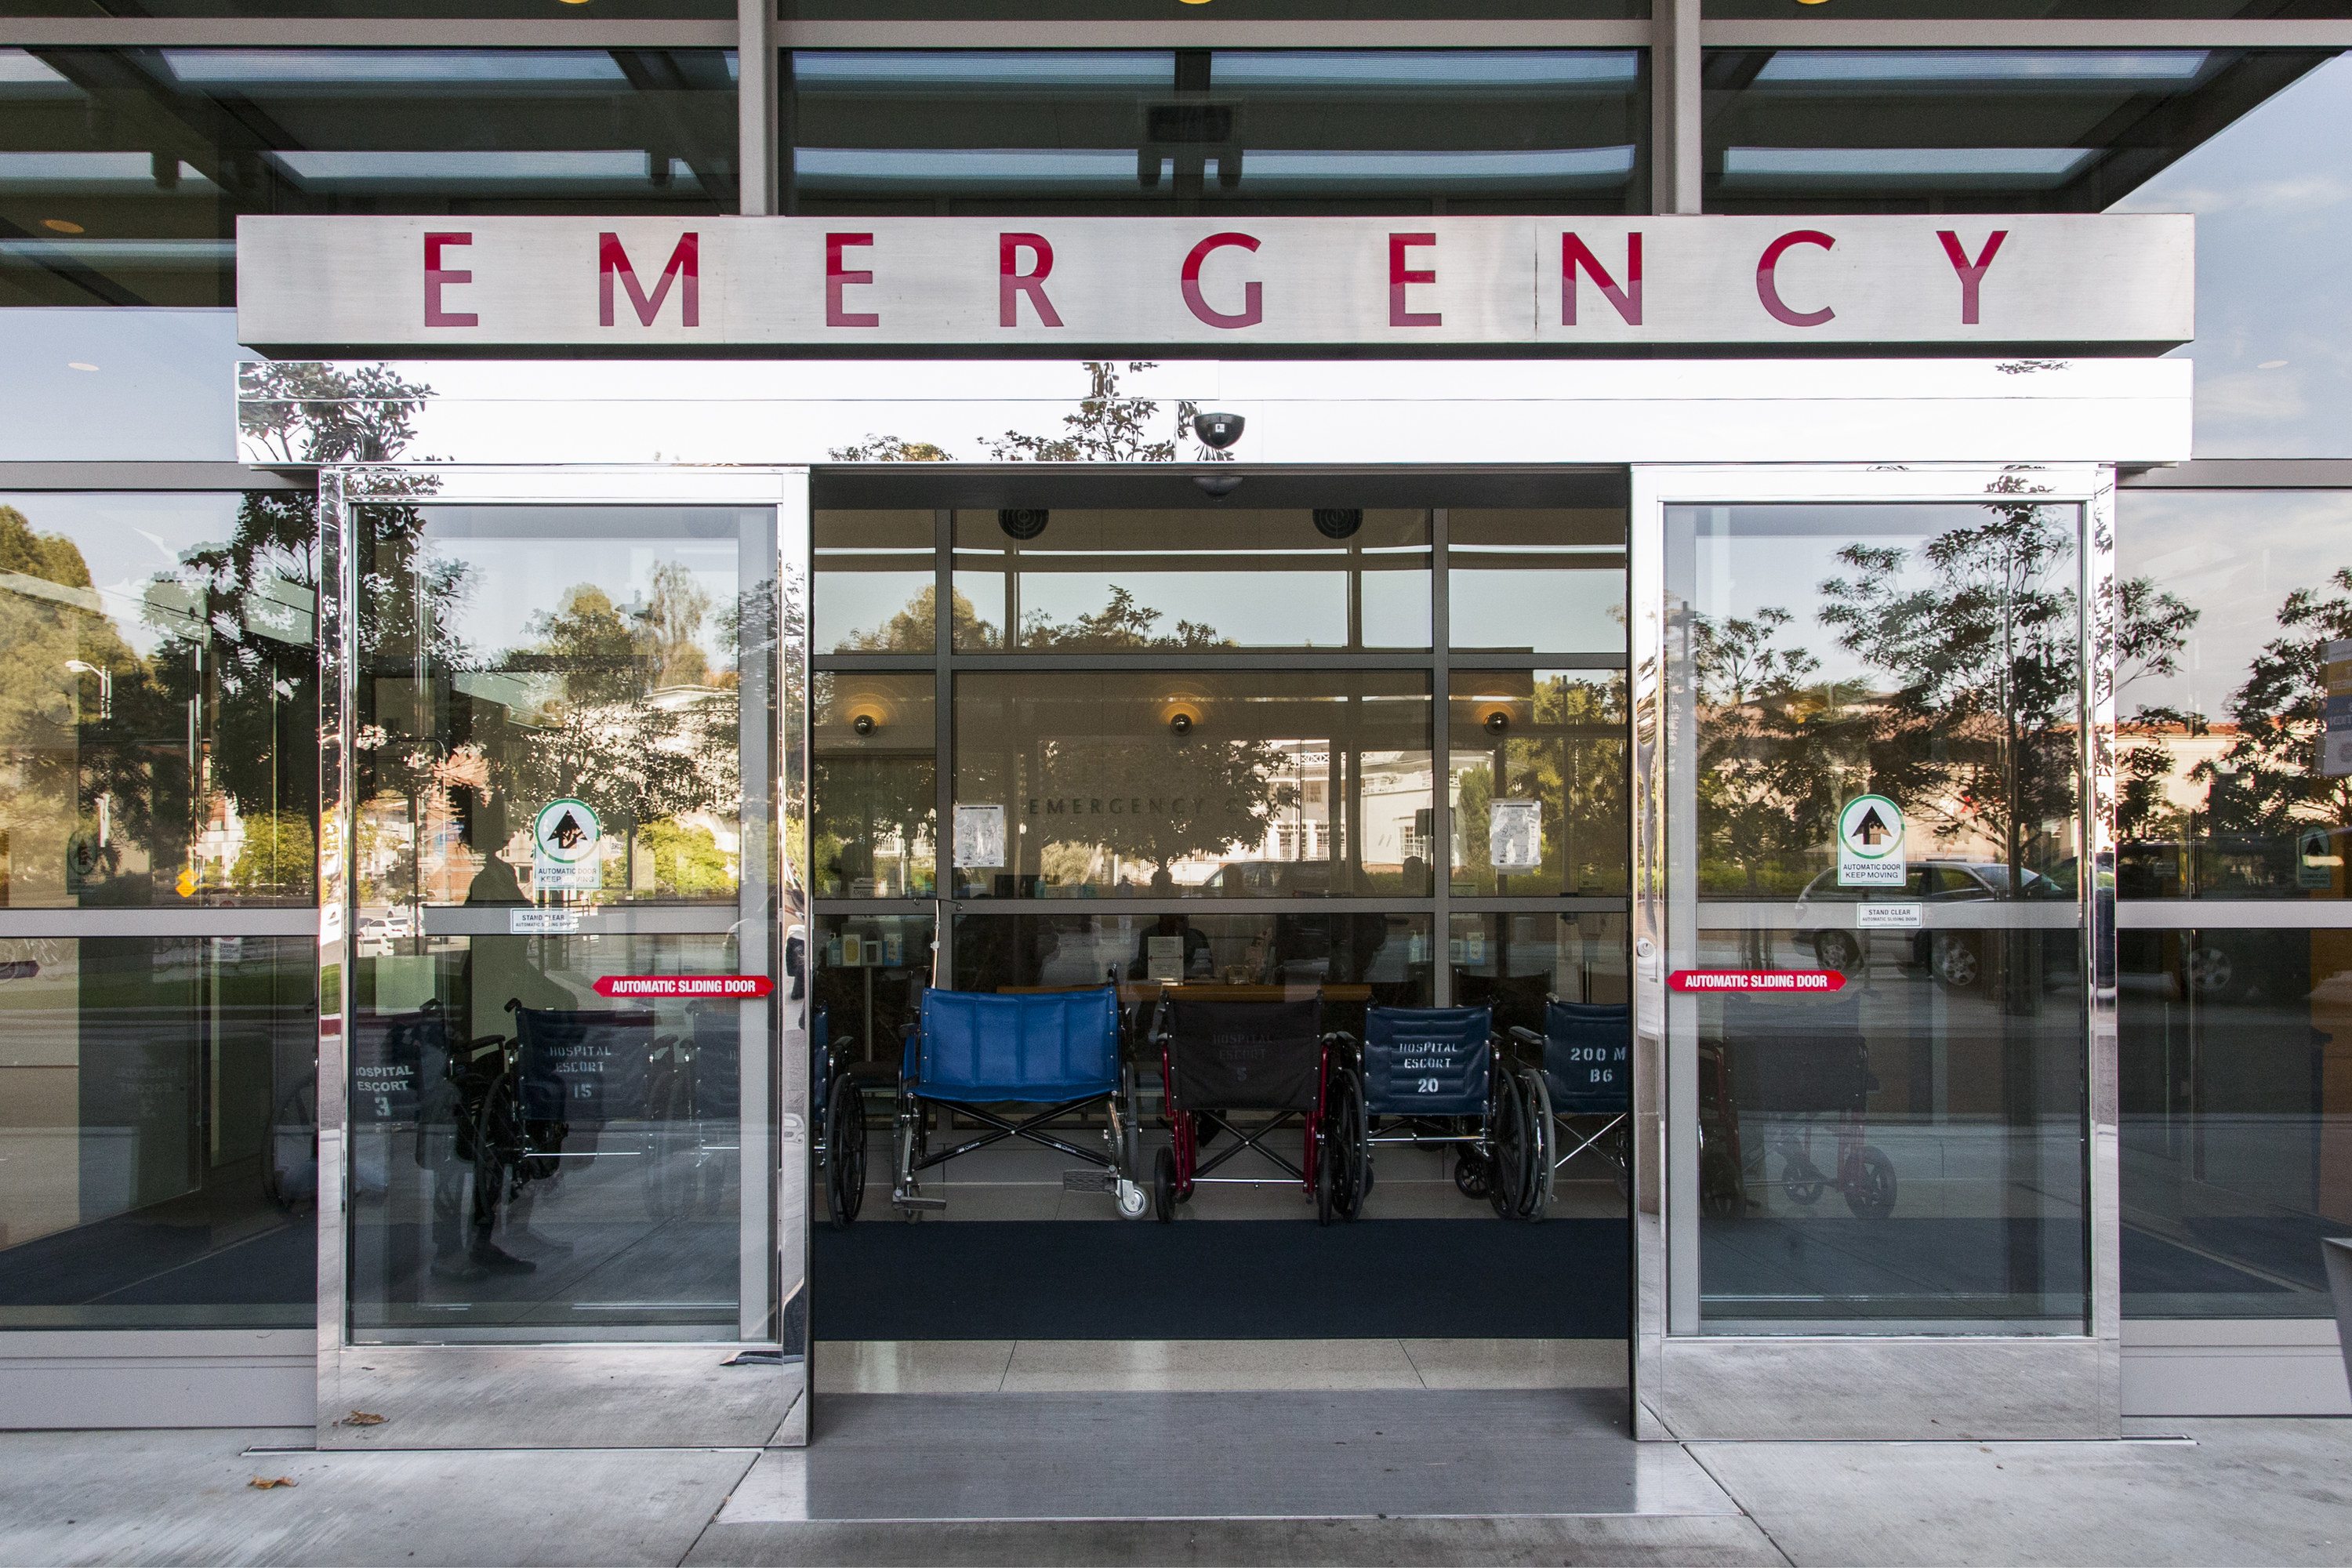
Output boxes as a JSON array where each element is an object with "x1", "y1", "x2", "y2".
[{"x1": 1508, "y1": 1025, "x2": 1544, "y2": 1047}]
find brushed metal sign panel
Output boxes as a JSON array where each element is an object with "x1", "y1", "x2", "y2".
[{"x1": 235, "y1": 214, "x2": 2192, "y2": 349}]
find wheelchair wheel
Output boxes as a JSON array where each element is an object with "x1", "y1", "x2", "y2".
[
  {"x1": 1153, "y1": 1146, "x2": 1178, "y2": 1223},
  {"x1": 1844, "y1": 1145, "x2": 1896, "y2": 1220},
  {"x1": 825, "y1": 1073, "x2": 866, "y2": 1229},
  {"x1": 1518, "y1": 1065, "x2": 1554, "y2": 1223},
  {"x1": 1313, "y1": 1134, "x2": 1336, "y2": 1225},
  {"x1": 1454, "y1": 1152, "x2": 1490, "y2": 1200},
  {"x1": 1486, "y1": 1071, "x2": 1533, "y2": 1221},
  {"x1": 1328, "y1": 1069, "x2": 1367, "y2": 1221}
]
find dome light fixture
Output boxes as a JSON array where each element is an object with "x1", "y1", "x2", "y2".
[
  {"x1": 999, "y1": 508, "x2": 1048, "y2": 540},
  {"x1": 1312, "y1": 508, "x2": 1363, "y2": 540},
  {"x1": 1483, "y1": 710, "x2": 1510, "y2": 736},
  {"x1": 851, "y1": 713, "x2": 880, "y2": 737}
]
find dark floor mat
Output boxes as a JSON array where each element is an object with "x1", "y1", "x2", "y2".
[{"x1": 814, "y1": 1218, "x2": 1630, "y2": 1340}]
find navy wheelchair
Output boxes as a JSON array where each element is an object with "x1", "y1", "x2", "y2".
[
  {"x1": 1149, "y1": 996, "x2": 1341, "y2": 1224},
  {"x1": 871, "y1": 986, "x2": 1144, "y2": 1222},
  {"x1": 1510, "y1": 999, "x2": 1633, "y2": 1205},
  {"x1": 1323, "y1": 1005, "x2": 1550, "y2": 1222}
]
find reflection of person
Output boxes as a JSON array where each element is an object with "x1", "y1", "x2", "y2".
[
  {"x1": 1128, "y1": 913, "x2": 1211, "y2": 981},
  {"x1": 425, "y1": 792, "x2": 571, "y2": 1282}
]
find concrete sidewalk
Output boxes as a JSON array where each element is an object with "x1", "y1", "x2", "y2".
[{"x1": 0, "y1": 1417, "x2": 2344, "y2": 1566}]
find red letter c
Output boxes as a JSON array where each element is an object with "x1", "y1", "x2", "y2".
[
  {"x1": 1757, "y1": 230, "x2": 1835, "y2": 328},
  {"x1": 1181, "y1": 232, "x2": 1261, "y2": 329}
]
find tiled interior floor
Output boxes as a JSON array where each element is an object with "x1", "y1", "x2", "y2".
[{"x1": 816, "y1": 1338, "x2": 1628, "y2": 1394}]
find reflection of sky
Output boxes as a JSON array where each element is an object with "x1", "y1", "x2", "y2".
[
  {"x1": 423, "y1": 535, "x2": 738, "y2": 670},
  {"x1": 2111, "y1": 53, "x2": 2352, "y2": 458},
  {"x1": 0, "y1": 309, "x2": 244, "y2": 462},
  {"x1": 1680, "y1": 503, "x2": 2078, "y2": 692},
  {"x1": 0, "y1": 492, "x2": 243, "y2": 658},
  {"x1": 2115, "y1": 490, "x2": 2352, "y2": 723}
]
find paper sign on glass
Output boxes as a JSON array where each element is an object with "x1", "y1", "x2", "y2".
[
  {"x1": 1490, "y1": 798, "x2": 1542, "y2": 872},
  {"x1": 954, "y1": 804, "x2": 1007, "y2": 868}
]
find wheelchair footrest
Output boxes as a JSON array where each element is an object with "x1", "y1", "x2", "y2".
[
  {"x1": 1062, "y1": 1168, "x2": 1117, "y2": 1193},
  {"x1": 891, "y1": 1192, "x2": 947, "y2": 1211}
]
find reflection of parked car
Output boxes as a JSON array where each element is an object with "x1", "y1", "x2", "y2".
[
  {"x1": 1795, "y1": 860, "x2": 2068, "y2": 989},
  {"x1": 356, "y1": 918, "x2": 394, "y2": 956}
]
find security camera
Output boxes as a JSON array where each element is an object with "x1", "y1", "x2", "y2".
[
  {"x1": 999, "y1": 508, "x2": 1048, "y2": 541},
  {"x1": 1313, "y1": 508, "x2": 1363, "y2": 540},
  {"x1": 851, "y1": 713, "x2": 879, "y2": 737},
  {"x1": 1192, "y1": 412, "x2": 1245, "y2": 451},
  {"x1": 1483, "y1": 711, "x2": 1509, "y2": 736}
]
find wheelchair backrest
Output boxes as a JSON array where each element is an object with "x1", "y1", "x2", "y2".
[
  {"x1": 352, "y1": 1004, "x2": 445, "y2": 1123},
  {"x1": 1362, "y1": 1006, "x2": 1491, "y2": 1116},
  {"x1": 1162, "y1": 996, "x2": 1323, "y2": 1112},
  {"x1": 914, "y1": 987, "x2": 1120, "y2": 1100},
  {"x1": 510, "y1": 1006, "x2": 657, "y2": 1122},
  {"x1": 1544, "y1": 1000, "x2": 1632, "y2": 1114}
]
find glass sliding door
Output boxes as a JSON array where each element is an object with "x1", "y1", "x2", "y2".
[
  {"x1": 320, "y1": 466, "x2": 805, "y2": 1447},
  {"x1": 1636, "y1": 466, "x2": 2117, "y2": 1439}
]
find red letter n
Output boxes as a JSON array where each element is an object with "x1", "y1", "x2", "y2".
[
  {"x1": 1562, "y1": 231, "x2": 1642, "y2": 327},
  {"x1": 600, "y1": 232, "x2": 699, "y2": 328},
  {"x1": 1000, "y1": 233, "x2": 1063, "y2": 328}
]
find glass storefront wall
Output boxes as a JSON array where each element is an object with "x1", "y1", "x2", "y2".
[
  {"x1": 0, "y1": 486, "x2": 320, "y2": 1332},
  {"x1": 0, "y1": 491, "x2": 316, "y2": 909},
  {"x1": 2113, "y1": 487, "x2": 2352, "y2": 1322},
  {"x1": 954, "y1": 670, "x2": 1435, "y2": 902},
  {"x1": 1668, "y1": 497, "x2": 2090, "y2": 1334}
]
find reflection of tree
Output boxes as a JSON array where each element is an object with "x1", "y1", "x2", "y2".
[
  {"x1": 1820, "y1": 481, "x2": 2081, "y2": 880},
  {"x1": 812, "y1": 674, "x2": 935, "y2": 896},
  {"x1": 2201, "y1": 568, "x2": 2352, "y2": 833},
  {"x1": 1689, "y1": 606, "x2": 1860, "y2": 898},
  {"x1": 0, "y1": 506, "x2": 145, "y2": 897},
  {"x1": 1029, "y1": 731, "x2": 1294, "y2": 885},
  {"x1": 842, "y1": 583, "x2": 994, "y2": 652},
  {"x1": 1019, "y1": 584, "x2": 1231, "y2": 652},
  {"x1": 476, "y1": 581, "x2": 735, "y2": 871},
  {"x1": 2110, "y1": 575, "x2": 2200, "y2": 840},
  {"x1": 826, "y1": 361, "x2": 1231, "y2": 465}
]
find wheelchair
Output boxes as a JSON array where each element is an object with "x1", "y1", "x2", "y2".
[
  {"x1": 815, "y1": 1004, "x2": 887, "y2": 1230},
  {"x1": 1509, "y1": 999, "x2": 1633, "y2": 1207},
  {"x1": 872, "y1": 986, "x2": 1144, "y2": 1222},
  {"x1": 1323, "y1": 1005, "x2": 1551, "y2": 1223},
  {"x1": 1148, "y1": 995, "x2": 1342, "y2": 1224}
]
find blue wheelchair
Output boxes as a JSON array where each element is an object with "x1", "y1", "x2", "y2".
[
  {"x1": 874, "y1": 986, "x2": 1145, "y2": 1223},
  {"x1": 1510, "y1": 999, "x2": 1633, "y2": 1205},
  {"x1": 1324, "y1": 1005, "x2": 1551, "y2": 1222}
]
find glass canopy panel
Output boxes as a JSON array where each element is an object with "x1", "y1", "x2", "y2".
[
  {"x1": 1700, "y1": 47, "x2": 2336, "y2": 213},
  {"x1": 786, "y1": 48, "x2": 1648, "y2": 215},
  {"x1": 0, "y1": 47, "x2": 736, "y2": 307}
]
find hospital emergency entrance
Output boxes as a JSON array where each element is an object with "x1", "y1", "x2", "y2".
[{"x1": 273, "y1": 211, "x2": 2183, "y2": 1453}]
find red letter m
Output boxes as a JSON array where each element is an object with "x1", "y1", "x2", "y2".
[{"x1": 601, "y1": 231, "x2": 699, "y2": 327}]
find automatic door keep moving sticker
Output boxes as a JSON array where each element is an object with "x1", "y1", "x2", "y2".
[
  {"x1": 532, "y1": 797, "x2": 603, "y2": 893},
  {"x1": 1836, "y1": 793, "x2": 1906, "y2": 888}
]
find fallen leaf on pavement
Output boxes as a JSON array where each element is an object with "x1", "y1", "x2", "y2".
[
  {"x1": 340, "y1": 1410, "x2": 387, "y2": 1426},
  {"x1": 249, "y1": 1476, "x2": 297, "y2": 1490}
]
